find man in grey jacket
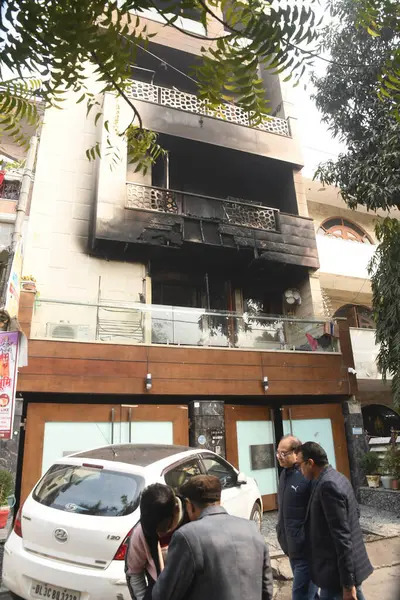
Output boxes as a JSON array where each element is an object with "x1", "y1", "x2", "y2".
[{"x1": 152, "y1": 474, "x2": 273, "y2": 600}]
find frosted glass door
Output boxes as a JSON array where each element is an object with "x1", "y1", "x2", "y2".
[
  {"x1": 42, "y1": 421, "x2": 117, "y2": 475},
  {"x1": 283, "y1": 418, "x2": 336, "y2": 467},
  {"x1": 236, "y1": 420, "x2": 277, "y2": 497},
  {"x1": 121, "y1": 421, "x2": 173, "y2": 444}
]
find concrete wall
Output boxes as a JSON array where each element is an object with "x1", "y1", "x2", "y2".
[{"x1": 308, "y1": 199, "x2": 379, "y2": 242}]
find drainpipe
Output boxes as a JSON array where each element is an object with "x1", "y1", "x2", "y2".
[{"x1": 12, "y1": 135, "x2": 38, "y2": 251}]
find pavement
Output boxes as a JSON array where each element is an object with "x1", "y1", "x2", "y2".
[{"x1": 1, "y1": 506, "x2": 400, "y2": 599}]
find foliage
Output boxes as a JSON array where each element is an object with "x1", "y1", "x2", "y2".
[
  {"x1": 0, "y1": 469, "x2": 14, "y2": 505},
  {"x1": 1, "y1": 0, "x2": 321, "y2": 162},
  {"x1": 359, "y1": 451, "x2": 380, "y2": 475},
  {"x1": 381, "y1": 445, "x2": 400, "y2": 478},
  {"x1": 313, "y1": 0, "x2": 400, "y2": 409},
  {"x1": 369, "y1": 218, "x2": 400, "y2": 407}
]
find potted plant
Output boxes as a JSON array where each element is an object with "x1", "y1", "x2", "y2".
[
  {"x1": 0, "y1": 469, "x2": 14, "y2": 528},
  {"x1": 380, "y1": 446, "x2": 396, "y2": 489},
  {"x1": 21, "y1": 274, "x2": 36, "y2": 292},
  {"x1": 360, "y1": 451, "x2": 381, "y2": 488},
  {"x1": 382, "y1": 445, "x2": 400, "y2": 490}
]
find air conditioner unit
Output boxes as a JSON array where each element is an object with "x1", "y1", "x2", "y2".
[{"x1": 46, "y1": 322, "x2": 92, "y2": 341}]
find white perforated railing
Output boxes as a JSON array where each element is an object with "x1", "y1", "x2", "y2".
[{"x1": 126, "y1": 80, "x2": 290, "y2": 137}]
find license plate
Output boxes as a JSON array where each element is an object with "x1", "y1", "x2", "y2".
[{"x1": 31, "y1": 581, "x2": 81, "y2": 600}]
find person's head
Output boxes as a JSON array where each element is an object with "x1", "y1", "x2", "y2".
[
  {"x1": 296, "y1": 442, "x2": 329, "y2": 480},
  {"x1": 276, "y1": 434, "x2": 302, "y2": 468},
  {"x1": 180, "y1": 475, "x2": 221, "y2": 522},
  {"x1": 140, "y1": 483, "x2": 178, "y2": 537}
]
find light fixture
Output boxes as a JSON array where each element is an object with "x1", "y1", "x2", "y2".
[
  {"x1": 145, "y1": 373, "x2": 152, "y2": 391},
  {"x1": 348, "y1": 367, "x2": 357, "y2": 375},
  {"x1": 262, "y1": 376, "x2": 269, "y2": 392}
]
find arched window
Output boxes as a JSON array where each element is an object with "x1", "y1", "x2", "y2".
[
  {"x1": 318, "y1": 217, "x2": 373, "y2": 244},
  {"x1": 334, "y1": 304, "x2": 375, "y2": 329}
]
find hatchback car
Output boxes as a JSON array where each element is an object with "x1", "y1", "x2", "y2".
[{"x1": 4, "y1": 444, "x2": 263, "y2": 600}]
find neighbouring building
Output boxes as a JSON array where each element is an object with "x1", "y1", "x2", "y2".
[
  {"x1": 306, "y1": 179, "x2": 400, "y2": 438},
  {"x1": 10, "y1": 7, "x2": 361, "y2": 509}
]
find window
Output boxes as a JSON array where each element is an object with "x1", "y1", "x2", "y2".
[
  {"x1": 201, "y1": 454, "x2": 238, "y2": 489},
  {"x1": 334, "y1": 304, "x2": 374, "y2": 329},
  {"x1": 164, "y1": 458, "x2": 203, "y2": 491},
  {"x1": 318, "y1": 217, "x2": 373, "y2": 244},
  {"x1": 33, "y1": 464, "x2": 145, "y2": 517}
]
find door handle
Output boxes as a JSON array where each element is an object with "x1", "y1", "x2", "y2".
[{"x1": 111, "y1": 408, "x2": 115, "y2": 444}]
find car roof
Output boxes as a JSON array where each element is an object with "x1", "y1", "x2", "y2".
[{"x1": 73, "y1": 444, "x2": 194, "y2": 467}]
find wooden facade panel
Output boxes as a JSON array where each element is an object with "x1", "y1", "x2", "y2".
[{"x1": 18, "y1": 338, "x2": 352, "y2": 396}]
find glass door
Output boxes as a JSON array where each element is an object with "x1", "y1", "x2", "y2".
[{"x1": 225, "y1": 405, "x2": 278, "y2": 510}]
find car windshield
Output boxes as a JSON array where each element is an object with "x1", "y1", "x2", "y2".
[{"x1": 33, "y1": 464, "x2": 145, "y2": 517}]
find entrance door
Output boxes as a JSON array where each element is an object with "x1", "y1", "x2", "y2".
[
  {"x1": 282, "y1": 403, "x2": 350, "y2": 478},
  {"x1": 21, "y1": 403, "x2": 188, "y2": 503},
  {"x1": 225, "y1": 405, "x2": 278, "y2": 511}
]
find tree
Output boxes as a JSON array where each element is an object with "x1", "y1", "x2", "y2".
[
  {"x1": 0, "y1": 0, "x2": 321, "y2": 166},
  {"x1": 313, "y1": 0, "x2": 400, "y2": 408}
]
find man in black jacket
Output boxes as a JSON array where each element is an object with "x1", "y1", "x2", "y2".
[
  {"x1": 296, "y1": 442, "x2": 373, "y2": 600},
  {"x1": 276, "y1": 435, "x2": 318, "y2": 600}
]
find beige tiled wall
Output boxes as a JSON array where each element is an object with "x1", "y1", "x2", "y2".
[
  {"x1": 307, "y1": 200, "x2": 378, "y2": 241},
  {"x1": 23, "y1": 87, "x2": 146, "y2": 319}
]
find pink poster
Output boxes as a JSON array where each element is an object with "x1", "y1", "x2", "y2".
[{"x1": 0, "y1": 331, "x2": 20, "y2": 440}]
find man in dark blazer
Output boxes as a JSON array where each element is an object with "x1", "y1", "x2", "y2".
[
  {"x1": 152, "y1": 474, "x2": 273, "y2": 600},
  {"x1": 296, "y1": 442, "x2": 373, "y2": 600},
  {"x1": 276, "y1": 435, "x2": 318, "y2": 600}
]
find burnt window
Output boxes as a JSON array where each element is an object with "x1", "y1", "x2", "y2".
[{"x1": 334, "y1": 304, "x2": 374, "y2": 329}]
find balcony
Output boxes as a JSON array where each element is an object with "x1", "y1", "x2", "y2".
[
  {"x1": 0, "y1": 168, "x2": 22, "y2": 201},
  {"x1": 350, "y1": 328, "x2": 392, "y2": 384},
  {"x1": 94, "y1": 182, "x2": 319, "y2": 269},
  {"x1": 31, "y1": 298, "x2": 341, "y2": 353},
  {"x1": 126, "y1": 80, "x2": 290, "y2": 137},
  {"x1": 126, "y1": 183, "x2": 279, "y2": 231},
  {"x1": 317, "y1": 235, "x2": 376, "y2": 289},
  {"x1": 123, "y1": 81, "x2": 303, "y2": 165}
]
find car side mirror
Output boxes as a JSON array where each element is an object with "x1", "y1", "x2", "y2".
[{"x1": 237, "y1": 473, "x2": 247, "y2": 486}]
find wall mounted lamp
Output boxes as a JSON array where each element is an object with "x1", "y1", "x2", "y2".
[
  {"x1": 145, "y1": 373, "x2": 152, "y2": 391},
  {"x1": 262, "y1": 376, "x2": 269, "y2": 392}
]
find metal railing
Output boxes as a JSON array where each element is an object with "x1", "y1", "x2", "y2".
[
  {"x1": 125, "y1": 182, "x2": 279, "y2": 232},
  {"x1": 32, "y1": 298, "x2": 341, "y2": 353},
  {"x1": 125, "y1": 79, "x2": 290, "y2": 137},
  {"x1": 0, "y1": 169, "x2": 23, "y2": 201}
]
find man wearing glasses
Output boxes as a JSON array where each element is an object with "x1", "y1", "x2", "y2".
[
  {"x1": 276, "y1": 435, "x2": 319, "y2": 600},
  {"x1": 296, "y1": 442, "x2": 373, "y2": 600}
]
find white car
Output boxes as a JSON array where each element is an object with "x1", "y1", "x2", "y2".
[{"x1": 4, "y1": 444, "x2": 263, "y2": 600}]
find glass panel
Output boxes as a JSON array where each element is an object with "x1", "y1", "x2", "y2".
[
  {"x1": 283, "y1": 418, "x2": 336, "y2": 468},
  {"x1": 121, "y1": 421, "x2": 173, "y2": 444},
  {"x1": 42, "y1": 422, "x2": 116, "y2": 475},
  {"x1": 31, "y1": 299, "x2": 341, "y2": 353},
  {"x1": 34, "y1": 464, "x2": 145, "y2": 517},
  {"x1": 236, "y1": 420, "x2": 277, "y2": 496},
  {"x1": 202, "y1": 455, "x2": 237, "y2": 489},
  {"x1": 164, "y1": 459, "x2": 202, "y2": 491}
]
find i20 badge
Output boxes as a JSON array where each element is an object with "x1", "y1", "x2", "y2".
[{"x1": 54, "y1": 528, "x2": 68, "y2": 543}]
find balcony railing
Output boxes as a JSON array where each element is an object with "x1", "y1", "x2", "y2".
[
  {"x1": 31, "y1": 298, "x2": 341, "y2": 353},
  {"x1": 125, "y1": 182, "x2": 279, "y2": 232},
  {"x1": 126, "y1": 79, "x2": 290, "y2": 137},
  {"x1": 0, "y1": 168, "x2": 23, "y2": 201},
  {"x1": 350, "y1": 328, "x2": 392, "y2": 380}
]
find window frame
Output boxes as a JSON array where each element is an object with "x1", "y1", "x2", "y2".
[
  {"x1": 199, "y1": 452, "x2": 239, "y2": 490},
  {"x1": 317, "y1": 217, "x2": 373, "y2": 244},
  {"x1": 162, "y1": 454, "x2": 205, "y2": 491}
]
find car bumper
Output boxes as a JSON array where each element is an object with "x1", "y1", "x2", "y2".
[{"x1": 3, "y1": 532, "x2": 130, "y2": 600}]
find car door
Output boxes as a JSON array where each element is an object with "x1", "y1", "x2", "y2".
[
  {"x1": 163, "y1": 455, "x2": 204, "y2": 492},
  {"x1": 200, "y1": 453, "x2": 250, "y2": 519}
]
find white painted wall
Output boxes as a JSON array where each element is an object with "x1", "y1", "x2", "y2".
[
  {"x1": 317, "y1": 235, "x2": 376, "y2": 279},
  {"x1": 23, "y1": 85, "x2": 147, "y2": 340}
]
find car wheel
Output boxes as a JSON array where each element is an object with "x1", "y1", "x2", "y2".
[{"x1": 250, "y1": 502, "x2": 262, "y2": 530}]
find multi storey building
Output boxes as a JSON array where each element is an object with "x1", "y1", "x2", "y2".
[
  {"x1": 5, "y1": 8, "x2": 360, "y2": 507},
  {"x1": 306, "y1": 179, "x2": 400, "y2": 438}
]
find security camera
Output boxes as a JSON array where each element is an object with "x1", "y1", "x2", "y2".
[{"x1": 348, "y1": 367, "x2": 357, "y2": 375}]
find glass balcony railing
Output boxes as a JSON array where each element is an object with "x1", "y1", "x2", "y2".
[
  {"x1": 31, "y1": 299, "x2": 341, "y2": 353},
  {"x1": 350, "y1": 328, "x2": 392, "y2": 380},
  {"x1": 125, "y1": 80, "x2": 290, "y2": 137}
]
